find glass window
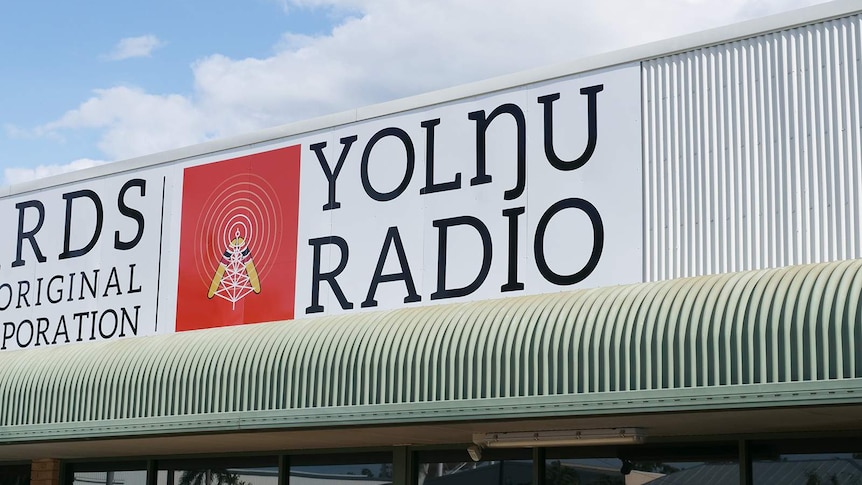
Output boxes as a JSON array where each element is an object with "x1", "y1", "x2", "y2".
[
  {"x1": 546, "y1": 457, "x2": 740, "y2": 484},
  {"x1": 753, "y1": 452, "x2": 862, "y2": 484},
  {"x1": 419, "y1": 461, "x2": 531, "y2": 485},
  {"x1": 160, "y1": 468, "x2": 277, "y2": 485},
  {"x1": 546, "y1": 458, "x2": 623, "y2": 484},
  {"x1": 0, "y1": 464, "x2": 31, "y2": 485},
  {"x1": 290, "y1": 463, "x2": 392, "y2": 484},
  {"x1": 73, "y1": 471, "x2": 148, "y2": 485},
  {"x1": 69, "y1": 463, "x2": 148, "y2": 485},
  {"x1": 417, "y1": 450, "x2": 531, "y2": 485},
  {"x1": 290, "y1": 453, "x2": 393, "y2": 485},
  {"x1": 158, "y1": 458, "x2": 277, "y2": 485},
  {"x1": 546, "y1": 444, "x2": 738, "y2": 484}
]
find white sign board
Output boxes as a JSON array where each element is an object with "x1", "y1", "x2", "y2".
[{"x1": 0, "y1": 63, "x2": 642, "y2": 351}]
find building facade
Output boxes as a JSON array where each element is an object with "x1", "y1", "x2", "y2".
[{"x1": 2, "y1": 2, "x2": 862, "y2": 484}]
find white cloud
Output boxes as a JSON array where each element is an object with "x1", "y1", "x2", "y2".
[
  {"x1": 43, "y1": 86, "x2": 207, "y2": 160},
  {"x1": 39, "y1": 0, "x2": 825, "y2": 163},
  {"x1": 105, "y1": 35, "x2": 166, "y2": 61},
  {"x1": 3, "y1": 158, "x2": 108, "y2": 187}
]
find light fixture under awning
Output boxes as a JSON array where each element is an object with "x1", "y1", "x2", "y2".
[{"x1": 473, "y1": 428, "x2": 646, "y2": 448}]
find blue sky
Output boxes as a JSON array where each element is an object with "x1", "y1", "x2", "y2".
[
  {"x1": 0, "y1": 0, "x2": 827, "y2": 186},
  {"x1": 0, "y1": 0, "x2": 345, "y2": 175}
]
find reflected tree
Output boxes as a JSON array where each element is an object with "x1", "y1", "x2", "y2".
[{"x1": 179, "y1": 470, "x2": 248, "y2": 485}]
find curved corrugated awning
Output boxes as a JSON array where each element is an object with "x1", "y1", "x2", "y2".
[{"x1": 1, "y1": 260, "x2": 861, "y2": 443}]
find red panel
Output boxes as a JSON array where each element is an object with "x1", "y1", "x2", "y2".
[{"x1": 176, "y1": 145, "x2": 301, "y2": 331}]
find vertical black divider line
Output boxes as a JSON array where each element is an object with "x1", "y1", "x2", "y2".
[{"x1": 155, "y1": 176, "x2": 166, "y2": 332}]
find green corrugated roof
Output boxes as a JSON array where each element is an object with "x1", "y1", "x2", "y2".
[{"x1": 1, "y1": 260, "x2": 861, "y2": 442}]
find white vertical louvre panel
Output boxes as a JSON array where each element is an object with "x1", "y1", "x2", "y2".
[{"x1": 643, "y1": 14, "x2": 862, "y2": 281}]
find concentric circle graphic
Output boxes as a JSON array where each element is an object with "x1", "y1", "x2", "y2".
[{"x1": 191, "y1": 173, "x2": 284, "y2": 293}]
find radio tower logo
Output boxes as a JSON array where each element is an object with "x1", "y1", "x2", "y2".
[
  {"x1": 176, "y1": 145, "x2": 301, "y2": 331},
  {"x1": 208, "y1": 228, "x2": 261, "y2": 308}
]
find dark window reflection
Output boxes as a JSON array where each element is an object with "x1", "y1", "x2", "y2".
[
  {"x1": 158, "y1": 468, "x2": 277, "y2": 485},
  {"x1": 419, "y1": 461, "x2": 531, "y2": 485},
  {"x1": 546, "y1": 458, "x2": 738, "y2": 484},
  {"x1": 546, "y1": 458, "x2": 624, "y2": 484},
  {"x1": 290, "y1": 463, "x2": 393, "y2": 484},
  {"x1": 75, "y1": 471, "x2": 148, "y2": 485},
  {"x1": 753, "y1": 453, "x2": 862, "y2": 484},
  {"x1": 0, "y1": 465, "x2": 30, "y2": 485}
]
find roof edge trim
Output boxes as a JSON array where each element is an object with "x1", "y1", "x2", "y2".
[{"x1": 1, "y1": 379, "x2": 859, "y2": 443}]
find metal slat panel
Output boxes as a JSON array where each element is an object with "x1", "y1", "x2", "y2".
[
  {"x1": 644, "y1": 15, "x2": 862, "y2": 280},
  {"x1": 0, "y1": 259, "x2": 860, "y2": 433}
]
